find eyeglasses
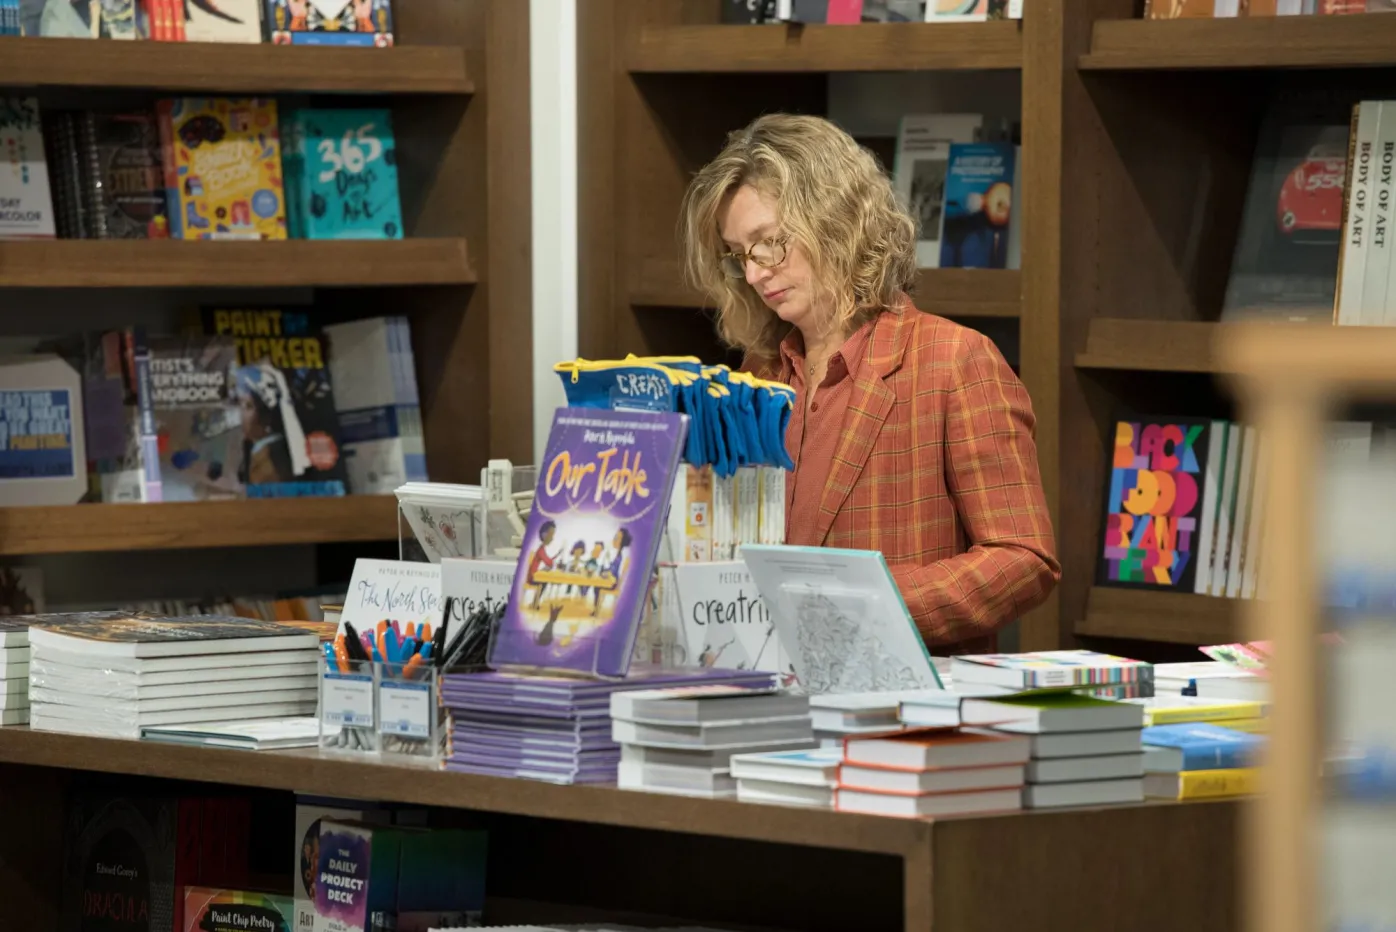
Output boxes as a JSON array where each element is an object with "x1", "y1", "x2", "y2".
[{"x1": 719, "y1": 235, "x2": 789, "y2": 279}]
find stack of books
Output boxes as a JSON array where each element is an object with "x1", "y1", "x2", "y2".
[
  {"x1": 958, "y1": 693, "x2": 1147, "y2": 809},
  {"x1": 440, "y1": 667, "x2": 779, "y2": 786},
  {"x1": 729, "y1": 747, "x2": 844, "y2": 808},
  {"x1": 808, "y1": 691, "x2": 921, "y2": 746},
  {"x1": 1153, "y1": 661, "x2": 1269, "y2": 703},
  {"x1": 0, "y1": 620, "x2": 29, "y2": 726},
  {"x1": 25, "y1": 613, "x2": 322, "y2": 739},
  {"x1": 835, "y1": 727, "x2": 1031, "y2": 818},
  {"x1": 950, "y1": 649, "x2": 1155, "y2": 700},
  {"x1": 1141, "y1": 722, "x2": 1264, "y2": 800},
  {"x1": 612, "y1": 685, "x2": 814, "y2": 798}
]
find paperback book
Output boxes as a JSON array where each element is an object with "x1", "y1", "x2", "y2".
[
  {"x1": 282, "y1": 108, "x2": 403, "y2": 240},
  {"x1": 0, "y1": 97, "x2": 56, "y2": 239},
  {"x1": 489, "y1": 408, "x2": 688, "y2": 679},
  {"x1": 264, "y1": 0, "x2": 394, "y2": 46}
]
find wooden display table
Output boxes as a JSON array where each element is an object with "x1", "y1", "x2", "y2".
[{"x1": 0, "y1": 727, "x2": 1237, "y2": 932}]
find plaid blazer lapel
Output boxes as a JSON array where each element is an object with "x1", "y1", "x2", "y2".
[{"x1": 812, "y1": 308, "x2": 914, "y2": 545}]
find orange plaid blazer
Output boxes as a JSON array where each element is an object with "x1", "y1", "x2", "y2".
[{"x1": 751, "y1": 303, "x2": 1060, "y2": 653}]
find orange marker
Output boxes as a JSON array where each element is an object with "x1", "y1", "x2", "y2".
[
  {"x1": 402, "y1": 652, "x2": 425, "y2": 680},
  {"x1": 332, "y1": 636, "x2": 351, "y2": 674}
]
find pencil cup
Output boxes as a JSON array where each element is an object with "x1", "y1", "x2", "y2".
[
  {"x1": 376, "y1": 660, "x2": 443, "y2": 762},
  {"x1": 319, "y1": 657, "x2": 379, "y2": 755}
]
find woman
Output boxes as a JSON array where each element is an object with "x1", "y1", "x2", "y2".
[{"x1": 679, "y1": 114, "x2": 1059, "y2": 653}]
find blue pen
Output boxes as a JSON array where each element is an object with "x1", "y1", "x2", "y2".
[{"x1": 322, "y1": 642, "x2": 337, "y2": 670}]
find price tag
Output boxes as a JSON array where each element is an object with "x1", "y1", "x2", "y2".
[
  {"x1": 380, "y1": 680, "x2": 431, "y2": 739},
  {"x1": 321, "y1": 672, "x2": 374, "y2": 728}
]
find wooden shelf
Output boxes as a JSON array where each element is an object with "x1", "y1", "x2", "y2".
[
  {"x1": 0, "y1": 36, "x2": 471, "y2": 94},
  {"x1": 1081, "y1": 15, "x2": 1396, "y2": 70},
  {"x1": 1076, "y1": 585, "x2": 1240, "y2": 645},
  {"x1": 630, "y1": 258, "x2": 1020, "y2": 318},
  {"x1": 626, "y1": 22, "x2": 1023, "y2": 73},
  {"x1": 0, "y1": 238, "x2": 476, "y2": 288},
  {"x1": 1074, "y1": 318, "x2": 1236, "y2": 373},
  {"x1": 0, "y1": 496, "x2": 397, "y2": 555}
]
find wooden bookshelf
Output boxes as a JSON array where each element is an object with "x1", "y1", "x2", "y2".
[
  {"x1": 1074, "y1": 318, "x2": 1231, "y2": 373},
  {"x1": 0, "y1": 497, "x2": 398, "y2": 555},
  {"x1": 0, "y1": 727, "x2": 1240, "y2": 932},
  {"x1": 625, "y1": 21, "x2": 1025, "y2": 72},
  {"x1": 1077, "y1": 585, "x2": 1240, "y2": 645},
  {"x1": 0, "y1": 2, "x2": 531, "y2": 556},
  {"x1": 0, "y1": 35, "x2": 472, "y2": 93},
  {"x1": 0, "y1": 239, "x2": 476, "y2": 288},
  {"x1": 1082, "y1": 14, "x2": 1396, "y2": 70}
]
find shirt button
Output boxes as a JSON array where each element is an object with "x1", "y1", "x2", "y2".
[{"x1": 811, "y1": 402, "x2": 820, "y2": 412}]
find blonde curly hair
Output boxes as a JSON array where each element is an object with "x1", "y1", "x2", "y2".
[{"x1": 679, "y1": 113, "x2": 918, "y2": 364}]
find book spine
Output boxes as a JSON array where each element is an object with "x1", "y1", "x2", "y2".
[
  {"x1": 1175, "y1": 766, "x2": 1259, "y2": 796},
  {"x1": 1239, "y1": 431, "x2": 1269, "y2": 600},
  {"x1": 1364, "y1": 103, "x2": 1393, "y2": 326},
  {"x1": 1223, "y1": 426, "x2": 1258, "y2": 599},
  {"x1": 129, "y1": 328, "x2": 163, "y2": 503},
  {"x1": 1335, "y1": 102, "x2": 1367, "y2": 324},
  {"x1": 76, "y1": 112, "x2": 108, "y2": 240},
  {"x1": 156, "y1": 99, "x2": 184, "y2": 239},
  {"x1": 1192, "y1": 419, "x2": 1227, "y2": 595},
  {"x1": 1209, "y1": 423, "x2": 1244, "y2": 597}
]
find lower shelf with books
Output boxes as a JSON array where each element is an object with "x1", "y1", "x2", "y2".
[
  {"x1": 0, "y1": 727, "x2": 1239, "y2": 932},
  {"x1": 0, "y1": 496, "x2": 398, "y2": 555}
]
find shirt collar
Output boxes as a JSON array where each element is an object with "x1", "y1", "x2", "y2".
[{"x1": 779, "y1": 317, "x2": 875, "y2": 386}]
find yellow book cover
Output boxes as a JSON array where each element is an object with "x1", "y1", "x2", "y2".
[
  {"x1": 1218, "y1": 717, "x2": 1270, "y2": 734},
  {"x1": 1147, "y1": 767, "x2": 1260, "y2": 800},
  {"x1": 1137, "y1": 696, "x2": 1267, "y2": 726},
  {"x1": 159, "y1": 98, "x2": 287, "y2": 241}
]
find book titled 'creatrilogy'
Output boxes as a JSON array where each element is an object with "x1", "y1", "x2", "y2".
[{"x1": 489, "y1": 407, "x2": 688, "y2": 679}]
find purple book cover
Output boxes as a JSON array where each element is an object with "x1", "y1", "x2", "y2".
[
  {"x1": 490, "y1": 408, "x2": 687, "y2": 678},
  {"x1": 445, "y1": 665, "x2": 777, "y2": 697}
]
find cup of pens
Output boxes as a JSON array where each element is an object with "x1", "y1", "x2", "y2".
[
  {"x1": 318, "y1": 648, "x2": 377, "y2": 756},
  {"x1": 375, "y1": 620, "x2": 444, "y2": 761}
]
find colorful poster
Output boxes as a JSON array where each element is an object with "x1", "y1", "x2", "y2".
[
  {"x1": 490, "y1": 407, "x2": 687, "y2": 678},
  {"x1": 1097, "y1": 417, "x2": 1212, "y2": 591}
]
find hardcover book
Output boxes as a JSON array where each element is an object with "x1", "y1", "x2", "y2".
[
  {"x1": 282, "y1": 108, "x2": 404, "y2": 240},
  {"x1": 79, "y1": 112, "x2": 170, "y2": 239},
  {"x1": 264, "y1": 0, "x2": 393, "y2": 46},
  {"x1": 146, "y1": 335, "x2": 244, "y2": 501},
  {"x1": 27, "y1": 611, "x2": 321, "y2": 658},
  {"x1": 203, "y1": 308, "x2": 348, "y2": 498},
  {"x1": 0, "y1": 97, "x2": 56, "y2": 239},
  {"x1": 157, "y1": 97, "x2": 287, "y2": 241},
  {"x1": 938, "y1": 142, "x2": 1015, "y2": 268},
  {"x1": 951, "y1": 649, "x2": 1154, "y2": 691},
  {"x1": 19, "y1": 0, "x2": 144, "y2": 37},
  {"x1": 59, "y1": 793, "x2": 178, "y2": 932},
  {"x1": 489, "y1": 407, "x2": 688, "y2": 678},
  {"x1": 1097, "y1": 416, "x2": 1212, "y2": 591}
]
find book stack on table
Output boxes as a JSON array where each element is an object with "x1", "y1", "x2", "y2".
[
  {"x1": 439, "y1": 667, "x2": 779, "y2": 786},
  {"x1": 610, "y1": 685, "x2": 815, "y2": 799},
  {"x1": 0, "y1": 620, "x2": 29, "y2": 726},
  {"x1": 24, "y1": 613, "x2": 322, "y2": 739}
]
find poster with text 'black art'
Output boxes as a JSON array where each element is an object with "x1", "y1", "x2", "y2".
[{"x1": 1097, "y1": 417, "x2": 1211, "y2": 593}]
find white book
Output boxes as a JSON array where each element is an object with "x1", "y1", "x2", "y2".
[
  {"x1": 1240, "y1": 431, "x2": 1271, "y2": 599},
  {"x1": 28, "y1": 615, "x2": 318, "y2": 659},
  {"x1": 1026, "y1": 729, "x2": 1143, "y2": 759},
  {"x1": 737, "y1": 779, "x2": 833, "y2": 808},
  {"x1": 839, "y1": 762, "x2": 1025, "y2": 796},
  {"x1": 1023, "y1": 777, "x2": 1144, "y2": 809},
  {"x1": 1209, "y1": 423, "x2": 1245, "y2": 596},
  {"x1": 893, "y1": 114, "x2": 984, "y2": 268},
  {"x1": 30, "y1": 685, "x2": 318, "y2": 713},
  {"x1": 616, "y1": 759, "x2": 736, "y2": 796},
  {"x1": 728, "y1": 747, "x2": 842, "y2": 787},
  {"x1": 140, "y1": 716, "x2": 320, "y2": 750},
  {"x1": 612, "y1": 716, "x2": 812, "y2": 751},
  {"x1": 30, "y1": 699, "x2": 318, "y2": 739},
  {"x1": 1344, "y1": 103, "x2": 1384, "y2": 324},
  {"x1": 837, "y1": 786, "x2": 1021, "y2": 818},
  {"x1": 0, "y1": 98, "x2": 56, "y2": 239},
  {"x1": 1224, "y1": 426, "x2": 1260, "y2": 599},
  {"x1": 1024, "y1": 752, "x2": 1146, "y2": 784},
  {"x1": 30, "y1": 673, "x2": 317, "y2": 702},
  {"x1": 29, "y1": 645, "x2": 316, "y2": 675},
  {"x1": 1193, "y1": 420, "x2": 1229, "y2": 594},
  {"x1": 1365, "y1": 103, "x2": 1395, "y2": 325}
]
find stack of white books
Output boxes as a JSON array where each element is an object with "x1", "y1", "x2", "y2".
[
  {"x1": 1153, "y1": 661, "x2": 1269, "y2": 703},
  {"x1": 0, "y1": 620, "x2": 30, "y2": 726},
  {"x1": 944, "y1": 693, "x2": 1146, "y2": 809},
  {"x1": 835, "y1": 727, "x2": 1031, "y2": 818},
  {"x1": 25, "y1": 612, "x2": 321, "y2": 740},
  {"x1": 612, "y1": 685, "x2": 815, "y2": 799},
  {"x1": 730, "y1": 747, "x2": 844, "y2": 808},
  {"x1": 808, "y1": 691, "x2": 919, "y2": 746}
]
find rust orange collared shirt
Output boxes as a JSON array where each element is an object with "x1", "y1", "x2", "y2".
[{"x1": 779, "y1": 320, "x2": 874, "y2": 548}]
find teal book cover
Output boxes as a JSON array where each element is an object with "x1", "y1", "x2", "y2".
[{"x1": 282, "y1": 108, "x2": 403, "y2": 241}]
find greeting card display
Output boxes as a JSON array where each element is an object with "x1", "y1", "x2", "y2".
[
  {"x1": 1097, "y1": 417, "x2": 1212, "y2": 592},
  {"x1": 489, "y1": 407, "x2": 687, "y2": 679}
]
